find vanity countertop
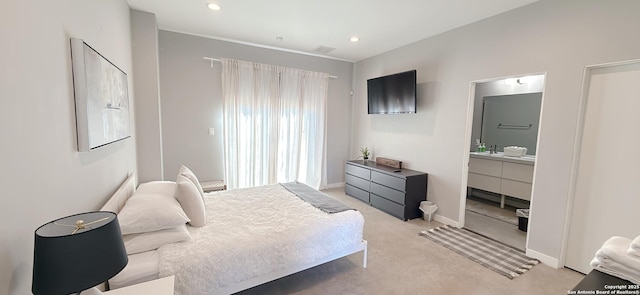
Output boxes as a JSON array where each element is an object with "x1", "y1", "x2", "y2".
[{"x1": 470, "y1": 152, "x2": 535, "y2": 165}]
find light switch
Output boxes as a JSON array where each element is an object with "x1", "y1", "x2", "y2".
[{"x1": 208, "y1": 128, "x2": 215, "y2": 136}]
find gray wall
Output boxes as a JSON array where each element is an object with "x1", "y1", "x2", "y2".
[
  {"x1": 351, "y1": 0, "x2": 640, "y2": 265},
  {"x1": 157, "y1": 31, "x2": 354, "y2": 186},
  {"x1": 0, "y1": 1, "x2": 136, "y2": 294},
  {"x1": 132, "y1": 10, "x2": 164, "y2": 182}
]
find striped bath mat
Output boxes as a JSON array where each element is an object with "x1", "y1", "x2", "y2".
[{"x1": 419, "y1": 225, "x2": 539, "y2": 279}]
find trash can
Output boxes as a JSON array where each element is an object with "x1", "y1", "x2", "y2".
[
  {"x1": 419, "y1": 201, "x2": 437, "y2": 222},
  {"x1": 516, "y1": 209, "x2": 530, "y2": 232}
]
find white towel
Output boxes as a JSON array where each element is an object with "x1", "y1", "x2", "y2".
[
  {"x1": 628, "y1": 235, "x2": 640, "y2": 258},
  {"x1": 591, "y1": 257, "x2": 640, "y2": 285},
  {"x1": 589, "y1": 236, "x2": 640, "y2": 285}
]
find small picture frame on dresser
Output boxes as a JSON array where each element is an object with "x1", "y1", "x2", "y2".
[{"x1": 375, "y1": 157, "x2": 402, "y2": 169}]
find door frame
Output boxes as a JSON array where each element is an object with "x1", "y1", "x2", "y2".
[
  {"x1": 559, "y1": 58, "x2": 640, "y2": 268},
  {"x1": 459, "y1": 72, "x2": 547, "y2": 248}
]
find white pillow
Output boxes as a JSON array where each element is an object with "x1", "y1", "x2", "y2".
[
  {"x1": 122, "y1": 224, "x2": 191, "y2": 255},
  {"x1": 175, "y1": 174, "x2": 206, "y2": 227},
  {"x1": 178, "y1": 165, "x2": 204, "y2": 199},
  {"x1": 136, "y1": 181, "x2": 177, "y2": 196},
  {"x1": 118, "y1": 192, "x2": 190, "y2": 235},
  {"x1": 101, "y1": 173, "x2": 135, "y2": 214}
]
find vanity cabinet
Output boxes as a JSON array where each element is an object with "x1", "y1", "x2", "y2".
[
  {"x1": 468, "y1": 157, "x2": 502, "y2": 193},
  {"x1": 345, "y1": 160, "x2": 428, "y2": 221},
  {"x1": 468, "y1": 154, "x2": 534, "y2": 207},
  {"x1": 500, "y1": 162, "x2": 534, "y2": 200}
]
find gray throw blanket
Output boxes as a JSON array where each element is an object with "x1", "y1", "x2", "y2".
[{"x1": 280, "y1": 182, "x2": 355, "y2": 213}]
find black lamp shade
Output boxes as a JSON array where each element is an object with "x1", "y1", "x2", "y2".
[{"x1": 32, "y1": 211, "x2": 128, "y2": 295}]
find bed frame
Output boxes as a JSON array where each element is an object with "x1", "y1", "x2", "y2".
[
  {"x1": 216, "y1": 240, "x2": 367, "y2": 295},
  {"x1": 103, "y1": 174, "x2": 368, "y2": 294}
]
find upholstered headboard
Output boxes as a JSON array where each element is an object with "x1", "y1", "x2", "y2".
[{"x1": 101, "y1": 173, "x2": 136, "y2": 214}]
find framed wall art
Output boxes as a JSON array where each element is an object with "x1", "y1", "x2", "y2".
[{"x1": 70, "y1": 38, "x2": 130, "y2": 151}]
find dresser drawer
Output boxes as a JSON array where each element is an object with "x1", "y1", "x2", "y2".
[
  {"x1": 371, "y1": 194, "x2": 405, "y2": 219},
  {"x1": 345, "y1": 184, "x2": 370, "y2": 203},
  {"x1": 345, "y1": 160, "x2": 428, "y2": 221},
  {"x1": 371, "y1": 171, "x2": 406, "y2": 192},
  {"x1": 501, "y1": 162, "x2": 534, "y2": 183},
  {"x1": 500, "y1": 179, "x2": 532, "y2": 201},
  {"x1": 345, "y1": 174, "x2": 370, "y2": 191},
  {"x1": 371, "y1": 182, "x2": 405, "y2": 205},
  {"x1": 467, "y1": 172, "x2": 501, "y2": 194},
  {"x1": 345, "y1": 163, "x2": 371, "y2": 180},
  {"x1": 469, "y1": 157, "x2": 502, "y2": 177}
]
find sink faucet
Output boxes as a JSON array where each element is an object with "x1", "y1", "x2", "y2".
[{"x1": 489, "y1": 145, "x2": 495, "y2": 154}]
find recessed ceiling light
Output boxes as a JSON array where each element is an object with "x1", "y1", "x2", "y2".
[
  {"x1": 350, "y1": 36, "x2": 360, "y2": 42},
  {"x1": 206, "y1": 2, "x2": 221, "y2": 10}
]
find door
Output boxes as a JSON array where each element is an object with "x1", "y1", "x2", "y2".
[{"x1": 565, "y1": 61, "x2": 640, "y2": 273}]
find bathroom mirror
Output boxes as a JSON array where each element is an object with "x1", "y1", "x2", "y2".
[
  {"x1": 469, "y1": 74, "x2": 545, "y2": 155},
  {"x1": 481, "y1": 93, "x2": 542, "y2": 155}
]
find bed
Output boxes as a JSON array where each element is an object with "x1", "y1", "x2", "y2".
[{"x1": 102, "y1": 173, "x2": 367, "y2": 295}]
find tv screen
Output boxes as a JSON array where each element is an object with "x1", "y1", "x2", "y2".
[{"x1": 367, "y1": 70, "x2": 416, "y2": 114}]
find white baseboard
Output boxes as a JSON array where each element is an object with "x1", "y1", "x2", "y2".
[
  {"x1": 526, "y1": 248, "x2": 560, "y2": 268},
  {"x1": 326, "y1": 182, "x2": 345, "y2": 189},
  {"x1": 433, "y1": 214, "x2": 460, "y2": 227}
]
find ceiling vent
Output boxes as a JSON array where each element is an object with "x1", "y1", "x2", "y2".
[{"x1": 314, "y1": 46, "x2": 336, "y2": 54}]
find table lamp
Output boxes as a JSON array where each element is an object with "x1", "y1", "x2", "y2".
[{"x1": 32, "y1": 211, "x2": 128, "y2": 295}]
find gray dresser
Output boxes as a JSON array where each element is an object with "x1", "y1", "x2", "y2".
[{"x1": 345, "y1": 160, "x2": 428, "y2": 221}]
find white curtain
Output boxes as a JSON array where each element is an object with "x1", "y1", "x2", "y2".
[{"x1": 221, "y1": 58, "x2": 329, "y2": 190}]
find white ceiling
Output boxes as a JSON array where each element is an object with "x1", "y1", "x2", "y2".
[{"x1": 127, "y1": 0, "x2": 538, "y2": 62}]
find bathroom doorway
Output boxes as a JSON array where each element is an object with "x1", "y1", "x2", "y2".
[{"x1": 460, "y1": 74, "x2": 546, "y2": 251}]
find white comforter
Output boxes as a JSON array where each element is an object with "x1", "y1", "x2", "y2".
[{"x1": 158, "y1": 184, "x2": 365, "y2": 295}]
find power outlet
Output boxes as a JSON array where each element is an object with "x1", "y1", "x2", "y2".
[{"x1": 208, "y1": 128, "x2": 215, "y2": 136}]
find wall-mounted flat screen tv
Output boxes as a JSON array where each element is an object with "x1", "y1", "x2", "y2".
[{"x1": 367, "y1": 70, "x2": 416, "y2": 114}]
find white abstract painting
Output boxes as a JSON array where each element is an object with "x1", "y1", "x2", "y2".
[{"x1": 71, "y1": 39, "x2": 130, "y2": 151}]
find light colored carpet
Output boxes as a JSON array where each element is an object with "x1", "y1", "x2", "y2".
[{"x1": 236, "y1": 187, "x2": 583, "y2": 295}]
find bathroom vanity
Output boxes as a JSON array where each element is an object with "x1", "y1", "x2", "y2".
[{"x1": 467, "y1": 152, "x2": 534, "y2": 208}]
